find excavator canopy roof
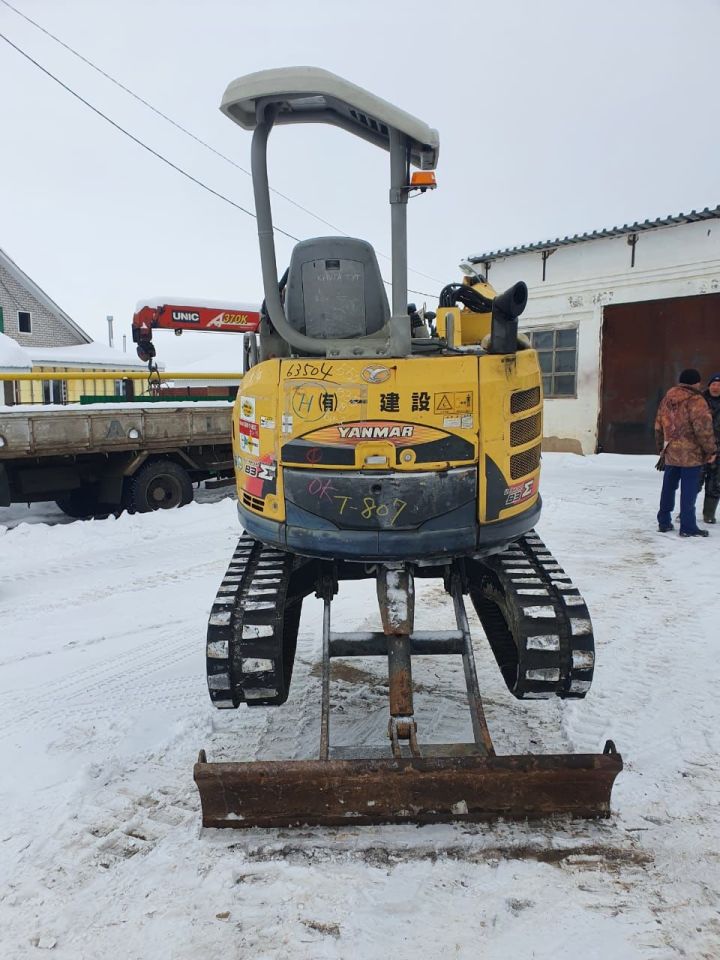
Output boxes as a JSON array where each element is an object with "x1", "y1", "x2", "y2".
[{"x1": 220, "y1": 66, "x2": 439, "y2": 170}]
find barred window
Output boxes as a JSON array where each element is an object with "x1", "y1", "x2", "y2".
[{"x1": 528, "y1": 327, "x2": 577, "y2": 398}]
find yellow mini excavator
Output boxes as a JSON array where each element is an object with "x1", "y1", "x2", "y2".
[{"x1": 194, "y1": 68, "x2": 622, "y2": 827}]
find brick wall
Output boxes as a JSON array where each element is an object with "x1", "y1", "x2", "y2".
[{"x1": 0, "y1": 263, "x2": 85, "y2": 348}]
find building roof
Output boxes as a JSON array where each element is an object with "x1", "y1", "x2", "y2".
[
  {"x1": 469, "y1": 205, "x2": 720, "y2": 264},
  {"x1": 0, "y1": 246, "x2": 92, "y2": 344},
  {"x1": 25, "y1": 342, "x2": 148, "y2": 369},
  {"x1": 0, "y1": 331, "x2": 32, "y2": 370}
]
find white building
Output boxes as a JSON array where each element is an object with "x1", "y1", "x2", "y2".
[{"x1": 469, "y1": 206, "x2": 720, "y2": 454}]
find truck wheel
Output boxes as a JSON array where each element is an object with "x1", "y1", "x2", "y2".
[
  {"x1": 129, "y1": 460, "x2": 193, "y2": 512},
  {"x1": 56, "y1": 488, "x2": 106, "y2": 519}
]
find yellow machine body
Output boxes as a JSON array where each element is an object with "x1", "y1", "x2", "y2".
[{"x1": 231, "y1": 347, "x2": 542, "y2": 561}]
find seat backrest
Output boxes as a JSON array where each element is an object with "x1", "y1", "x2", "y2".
[{"x1": 284, "y1": 237, "x2": 389, "y2": 342}]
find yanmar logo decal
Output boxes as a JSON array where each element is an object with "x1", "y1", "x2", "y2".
[
  {"x1": 302, "y1": 421, "x2": 443, "y2": 446},
  {"x1": 361, "y1": 365, "x2": 391, "y2": 384},
  {"x1": 338, "y1": 423, "x2": 413, "y2": 440}
]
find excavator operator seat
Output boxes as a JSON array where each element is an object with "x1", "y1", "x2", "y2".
[{"x1": 285, "y1": 236, "x2": 389, "y2": 342}]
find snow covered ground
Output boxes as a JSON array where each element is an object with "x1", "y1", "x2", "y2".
[
  {"x1": 1, "y1": 454, "x2": 719, "y2": 959},
  {"x1": 0, "y1": 481, "x2": 233, "y2": 530}
]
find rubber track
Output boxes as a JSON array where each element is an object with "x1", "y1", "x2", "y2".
[
  {"x1": 469, "y1": 530, "x2": 595, "y2": 699},
  {"x1": 205, "y1": 534, "x2": 302, "y2": 709}
]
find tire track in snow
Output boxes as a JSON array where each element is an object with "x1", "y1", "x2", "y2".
[
  {"x1": 0, "y1": 559, "x2": 224, "y2": 626},
  {"x1": 3, "y1": 618, "x2": 201, "y2": 731},
  {"x1": 0, "y1": 513, "x2": 238, "y2": 588},
  {"x1": 562, "y1": 525, "x2": 709, "y2": 769},
  {"x1": 0, "y1": 538, "x2": 232, "y2": 589}
]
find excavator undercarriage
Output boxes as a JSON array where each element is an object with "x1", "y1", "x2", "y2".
[{"x1": 195, "y1": 532, "x2": 622, "y2": 827}]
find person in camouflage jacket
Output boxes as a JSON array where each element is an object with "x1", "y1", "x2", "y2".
[
  {"x1": 655, "y1": 368, "x2": 716, "y2": 537},
  {"x1": 702, "y1": 373, "x2": 720, "y2": 523}
]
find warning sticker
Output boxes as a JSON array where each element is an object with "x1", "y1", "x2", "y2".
[
  {"x1": 434, "y1": 391, "x2": 473, "y2": 415},
  {"x1": 443, "y1": 414, "x2": 474, "y2": 430},
  {"x1": 238, "y1": 420, "x2": 259, "y2": 440},
  {"x1": 239, "y1": 433, "x2": 260, "y2": 457},
  {"x1": 239, "y1": 395, "x2": 256, "y2": 422},
  {"x1": 260, "y1": 416, "x2": 276, "y2": 430}
]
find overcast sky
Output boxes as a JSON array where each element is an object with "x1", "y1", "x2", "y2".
[{"x1": 1, "y1": 0, "x2": 719, "y2": 367}]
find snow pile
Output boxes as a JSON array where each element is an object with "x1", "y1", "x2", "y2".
[
  {"x1": 1, "y1": 455, "x2": 719, "y2": 959},
  {"x1": 0, "y1": 331, "x2": 31, "y2": 370},
  {"x1": 136, "y1": 296, "x2": 259, "y2": 312},
  {"x1": 25, "y1": 342, "x2": 147, "y2": 368}
]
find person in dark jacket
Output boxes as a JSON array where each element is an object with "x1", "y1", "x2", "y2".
[
  {"x1": 702, "y1": 373, "x2": 720, "y2": 523},
  {"x1": 655, "y1": 368, "x2": 716, "y2": 537}
]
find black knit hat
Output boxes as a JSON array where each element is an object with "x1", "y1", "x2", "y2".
[
  {"x1": 709, "y1": 372, "x2": 720, "y2": 384},
  {"x1": 679, "y1": 368, "x2": 701, "y2": 385}
]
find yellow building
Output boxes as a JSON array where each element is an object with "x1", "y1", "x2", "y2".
[{"x1": 17, "y1": 343, "x2": 150, "y2": 404}]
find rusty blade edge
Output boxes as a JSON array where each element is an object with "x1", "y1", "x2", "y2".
[{"x1": 193, "y1": 752, "x2": 623, "y2": 828}]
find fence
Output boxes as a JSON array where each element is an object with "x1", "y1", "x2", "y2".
[{"x1": 0, "y1": 370, "x2": 244, "y2": 405}]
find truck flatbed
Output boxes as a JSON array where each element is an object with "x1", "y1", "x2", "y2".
[{"x1": 0, "y1": 402, "x2": 234, "y2": 516}]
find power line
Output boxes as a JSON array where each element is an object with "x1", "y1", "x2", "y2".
[
  {"x1": 0, "y1": 30, "x2": 300, "y2": 243},
  {"x1": 0, "y1": 0, "x2": 344, "y2": 235},
  {"x1": 0, "y1": 0, "x2": 442, "y2": 290},
  {"x1": 0, "y1": 28, "x2": 435, "y2": 299}
]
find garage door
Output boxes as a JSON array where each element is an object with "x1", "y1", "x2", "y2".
[{"x1": 599, "y1": 293, "x2": 720, "y2": 454}]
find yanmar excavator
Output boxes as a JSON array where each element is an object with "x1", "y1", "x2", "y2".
[{"x1": 194, "y1": 68, "x2": 622, "y2": 828}]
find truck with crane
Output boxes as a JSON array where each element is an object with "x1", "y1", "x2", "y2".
[{"x1": 0, "y1": 303, "x2": 261, "y2": 517}]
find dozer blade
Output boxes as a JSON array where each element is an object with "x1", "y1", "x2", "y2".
[
  {"x1": 197, "y1": 563, "x2": 622, "y2": 829},
  {"x1": 194, "y1": 747, "x2": 623, "y2": 828}
]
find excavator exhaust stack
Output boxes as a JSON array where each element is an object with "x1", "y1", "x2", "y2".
[{"x1": 195, "y1": 549, "x2": 622, "y2": 829}]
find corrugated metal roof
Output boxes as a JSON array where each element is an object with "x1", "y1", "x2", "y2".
[{"x1": 469, "y1": 205, "x2": 720, "y2": 264}]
